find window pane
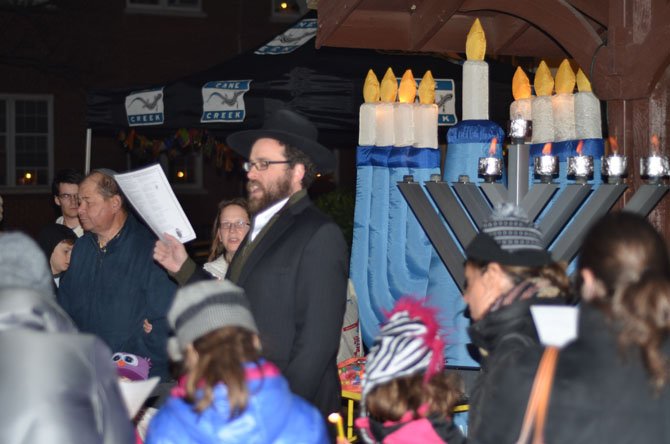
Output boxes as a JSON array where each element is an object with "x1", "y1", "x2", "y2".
[
  {"x1": 15, "y1": 135, "x2": 48, "y2": 167},
  {"x1": 15, "y1": 100, "x2": 48, "y2": 133}
]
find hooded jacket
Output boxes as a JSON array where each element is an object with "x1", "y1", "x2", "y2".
[
  {"x1": 0, "y1": 287, "x2": 134, "y2": 444},
  {"x1": 146, "y1": 360, "x2": 329, "y2": 444}
]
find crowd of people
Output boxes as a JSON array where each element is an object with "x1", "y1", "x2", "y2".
[{"x1": 0, "y1": 108, "x2": 669, "y2": 443}]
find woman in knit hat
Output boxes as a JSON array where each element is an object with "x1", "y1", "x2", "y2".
[
  {"x1": 355, "y1": 297, "x2": 465, "y2": 444},
  {"x1": 470, "y1": 212, "x2": 670, "y2": 443},
  {"x1": 145, "y1": 280, "x2": 328, "y2": 444},
  {"x1": 461, "y1": 203, "x2": 571, "y2": 439}
]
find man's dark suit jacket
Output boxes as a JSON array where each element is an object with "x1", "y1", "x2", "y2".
[{"x1": 225, "y1": 190, "x2": 349, "y2": 416}]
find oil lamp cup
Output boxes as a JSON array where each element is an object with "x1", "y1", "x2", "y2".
[
  {"x1": 567, "y1": 155, "x2": 594, "y2": 184},
  {"x1": 601, "y1": 154, "x2": 628, "y2": 184},
  {"x1": 640, "y1": 155, "x2": 669, "y2": 184},
  {"x1": 478, "y1": 157, "x2": 503, "y2": 183},
  {"x1": 534, "y1": 155, "x2": 558, "y2": 183},
  {"x1": 508, "y1": 119, "x2": 532, "y2": 144}
]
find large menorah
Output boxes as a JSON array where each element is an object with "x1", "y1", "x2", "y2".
[{"x1": 399, "y1": 142, "x2": 670, "y2": 291}]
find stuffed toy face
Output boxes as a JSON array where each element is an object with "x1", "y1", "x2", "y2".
[{"x1": 112, "y1": 352, "x2": 151, "y2": 381}]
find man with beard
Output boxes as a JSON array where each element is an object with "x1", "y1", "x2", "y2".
[{"x1": 154, "y1": 109, "x2": 349, "y2": 417}]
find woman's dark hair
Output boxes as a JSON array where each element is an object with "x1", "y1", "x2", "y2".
[
  {"x1": 185, "y1": 326, "x2": 261, "y2": 417},
  {"x1": 466, "y1": 259, "x2": 571, "y2": 300},
  {"x1": 579, "y1": 212, "x2": 670, "y2": 390},
  {"x1": 365, "y1": 371, "x2": 464, "y2": 422},
  {"x1": 208, "y1": 198, "x2": 249, "y2": 262}
]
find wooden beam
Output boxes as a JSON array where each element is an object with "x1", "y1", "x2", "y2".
[
  {"x1": 567, "y1": 0, "x2": 608, "y2": 27},
  {"x1": 315, "y1": 0, "x2": 364, "y2": 48},
  {"x1": 459, "y1": 0, "x2": 604, "y2": 74},
  {"x1": 410, "y1": 0, "x2": 465, "y2": 50}
]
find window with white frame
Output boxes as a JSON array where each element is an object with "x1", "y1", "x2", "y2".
[
  {"x1": 126, "y1": 0, "x2": 203, "y2": 15},
  {"x1": 0, "y1": 95, "x2": 53, "y2": 188}
]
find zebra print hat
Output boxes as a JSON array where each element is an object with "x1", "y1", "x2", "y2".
[{"x1": 362, "y1": 297, "x2": 445, "y2": 407}]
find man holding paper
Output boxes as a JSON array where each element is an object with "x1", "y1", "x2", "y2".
[
  {"x1": 58, "y1": 169, "x2": 177, "y2": 380},
  {"x1": 154, "y1": 109, "x2": 349, "y2": 417}
]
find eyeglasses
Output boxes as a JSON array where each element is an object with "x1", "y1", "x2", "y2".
[
  {"x1": 243, "y1": 160, "x2": 291, "y2": 172},
  {"x1": 221, "y1": 220, "x2": 250, "y2": 231},
  {"x1": 58, "y1": 193, "x2": 79, "y2": 202}
]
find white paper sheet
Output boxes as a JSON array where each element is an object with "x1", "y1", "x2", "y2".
[
  {"x1": 118, "y1": 376, "x2": 160, "y2": 419},
  {"x1": 114, "y1": 164, "x2": 196, "y2": 243},
  {"x1": 530, "y1": 305, "x2": 579, "y2": 348}
]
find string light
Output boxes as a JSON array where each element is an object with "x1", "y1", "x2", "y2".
[
  {"x1": 177, "y1": 171, "x2": 186, "y2": 179},
  {"x1": 280, "y1": 2, "x2": 288, "y2": 9}
]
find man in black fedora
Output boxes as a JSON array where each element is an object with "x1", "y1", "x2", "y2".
[{"x1": 154, "y1": 109, "x2": 349, "y2": 417}]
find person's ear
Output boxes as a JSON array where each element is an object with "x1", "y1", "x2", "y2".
[
  {"x1": 580, "y1": 268, "x2": 603, "y2": 301},
  {"x1": 252, "y1": 334, "x2": 262, "y2": 352},
  {"x1": 483, "y1": 262, "x2": 515, "y2": 297},
  {"x1": 54, "y1": 195, "x2": 61, "y2": 207},
  {"x1": 110, "y1": 195, "x2": 122, "y2": 211}
]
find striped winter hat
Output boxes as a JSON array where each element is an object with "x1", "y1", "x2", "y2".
[
  {"x1": 361, "y1": 297, "x2": 445, "y2": 410},
  {"x1": 465, "y1": 203, "x2": 552, "y2": 267}
]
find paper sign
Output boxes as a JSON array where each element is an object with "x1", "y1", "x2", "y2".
[
  {"x1": 114, "y1": 164, "x2": 196, "y2": 243},
  {"x1": 530, "y1": 305, "x2": 579, "y2": 348}
]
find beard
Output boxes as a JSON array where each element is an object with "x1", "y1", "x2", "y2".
[{"x1": 247, "y1": 171, "x2": 293, "y2": 215}]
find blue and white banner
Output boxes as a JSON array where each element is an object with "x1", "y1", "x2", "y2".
[
  {"x1": 436, "y1": 79, "x2": 457, "y2": 126},
  {"x1": 125, "y1": 87, "x2": 164, "y2": 127},
  {"x1": 255, "y1": 18, "x2": 317, "y2": 55},
  {"x1": 200, "y1": 80, "x2": 252, "y2": 123}
]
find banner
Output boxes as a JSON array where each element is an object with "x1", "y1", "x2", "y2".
[
  {"x1": 125, "y1": 87, "x2": 165, "y2": 127},
  {"x1": 200, "y1": 80, "x2": 252, "y2": 123}
]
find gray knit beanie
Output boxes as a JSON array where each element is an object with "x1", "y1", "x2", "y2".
[
  {"x1": 465, "y1": 203, "x2": 551, "y2": 267},
  {"x1": 168, "y1": 280, "x2": 258, "y2": 355},
  {"x1": 0, "y1": 232, "x2": 54, "y2": 297}
]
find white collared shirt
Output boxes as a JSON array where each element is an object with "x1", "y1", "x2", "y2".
[{"x1": 250, "y1": 197, "x2": 290, "y2": 242}]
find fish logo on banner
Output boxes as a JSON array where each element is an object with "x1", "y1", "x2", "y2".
[
  {"x1": 435, "y1": 79, "x2": 457, "y2": 126},
  {"x1": 125, "y1": 87, "x2": 164, "y2": 126},
  {"x1": 201, "y1": 80, "x2": 252, "y2": 123},
  {"x1": 255, "y1": 18, "x2": 317, "y2": 55}
]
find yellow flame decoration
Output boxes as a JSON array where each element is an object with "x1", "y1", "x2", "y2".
[
  {"x1": 534, "y1": 61, "x2": 554, "y2": 97},
  {"x1": 398, "y1": 70, "x2": 416, "y2": 104},
  {"x1": 555, "y1": 59, "x2": 575, "y2": 94},
  {"x1": 576, "y1": 68, "x2": 592, "y2": 93},
  {"x1": 465, "y1": 18, "x2": 486, "y2": 61},
  {"x1": 380, "y1": 67, "x2": 398, "y2": 103},
  {"x1": 512, "y1": 67, "x2": 531, "y2": 100},
  {"x1": 363, "y1": 69, "x2": 380, "y2": 103},
  {"x1": 418, "y1": 70, "x2": 436, "y2": 105}
]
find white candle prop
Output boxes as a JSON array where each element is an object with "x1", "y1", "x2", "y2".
[
  {"x1": 463, "y1": 18, "x2": 488, "y2": 120},
  {"x1": 510, "y1": 98, "x2": 532, "y2": 121},
  {"x1": 394, "y1": 102, "x2": 414, "y2": 147},
  {"x1": 463, "y1": 61, "x2": 489, "y2": 120},
  {"x1": 552, "y1": 60, "x2": 576, "y2": 142},
  {"x1": 414, "y1": 70, "x2": 438, "y2": 149},
  {"x1": 531, "y1": 61, "x2": 555, "y2": 144},
  {"x1": 413, "y1": 104, "x2": 438, "y2": 148},
  {"x1": 531, "y1": 96, "x2": 554, "y2": 144},
  {"x1": 552, "y1": 94, "x2": 576, "y2": 141},
  {"x1": 359, "y1": 69, "x2": 381, "y2": 146},
  {"x1": 375, "y1": 102, "x2": 395, "y2": 147},
  {"x1": 574, "y1": 69, "x2": 602, "y2": 139},
  {"x1": 394, "y1": 70, "x2": 417, "y2": 147},
  {"x1": 376, "y1": 67, "x2": 399, "y2": 147},
  {"x1": 358, "y1": 102, "x2": 377, "y2": 146},
  {"x1": 601, "y1": 154, "x2": 628, "y2": 183}
]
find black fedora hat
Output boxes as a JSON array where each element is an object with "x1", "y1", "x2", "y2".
[{"x1": 226, "y1": 109, "x2": 335, "y2": 173}]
